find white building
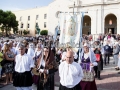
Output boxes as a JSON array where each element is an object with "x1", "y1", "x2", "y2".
[{"x1": 13, "y1": 0, "x2": 120, "y2": 36}]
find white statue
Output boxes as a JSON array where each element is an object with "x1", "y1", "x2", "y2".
[
  {"x1": 67, "y1": 16, "x2": 76, "y2": 36},
  {"x1": 65, "y1": 16, "x2": 76, "y2": 46}
]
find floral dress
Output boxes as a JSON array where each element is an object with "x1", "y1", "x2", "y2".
[{"x1": 4, "y1": 52, "x2": 14, "y2": 73}]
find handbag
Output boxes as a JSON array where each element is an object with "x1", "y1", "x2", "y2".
[{"x1": 95, "y1": 54, "x2": 100, "y2": 61}]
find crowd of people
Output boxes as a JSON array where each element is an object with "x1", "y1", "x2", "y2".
[{"x1": 0, "y1": 33, "x2": 120, "y2": 90}]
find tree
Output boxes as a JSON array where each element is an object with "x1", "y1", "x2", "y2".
[
  {"x1": 40, "y1": 30, "x2": 48, "y2": 35},
  {"x1": 0, "y1": 9, "x2": 18, "y2": 36},
  {"x1": 13, "y1": 21, "x2": 18, "y2": 34},
  {"x1": 13, "y1": 27, "x2": 18, "y2": 34},
  {"x1": 0, "y1": 26, "x2": 5, "y2": 35},
  {"x1": 0, "y1": 9, "x2": 4, "y2": 25},
  {"x1": 23, "y1": 30, "x2": 29, "y2": 35}
]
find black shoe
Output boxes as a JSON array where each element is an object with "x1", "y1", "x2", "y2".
[
  {"x1": 118, "y1": 72, "x2": 120, "y2": 74},
  {"x1": 115, "y1": 68, "x2": 119, "y2": 71}
]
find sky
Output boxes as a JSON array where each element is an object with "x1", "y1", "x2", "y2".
[{"x1": 0, "y1": 0, "x2": 53, "y2": 11}]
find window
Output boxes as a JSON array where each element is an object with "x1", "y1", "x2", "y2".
[
  {"x1": 44, "y1": 22, "x2": 46, "y2": 28},
  {"x1": 36, "y1": 15, "x2": 39, "y2": 20},
  {"x1": 28, "y1": 16, "x2": 30, "y2": 21},
  {"x1": 20, "y1": 16, "x2": 22, "y2": 21},
  {"x1": 28, "y1": 24, "x2": 30, "y2": 28},
  {"x1": 44, "y1": 14, "x2": 47, "y2": 19},
  {"x1": 21, "y1": 23, "x2": 23, "y2": 28}
]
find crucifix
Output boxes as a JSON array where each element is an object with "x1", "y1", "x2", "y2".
[{"x1": 73, "y1": 1, "x2": 75, "y2": 15}]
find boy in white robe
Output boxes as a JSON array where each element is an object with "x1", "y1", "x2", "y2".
[{"x1": 13, "y1": 43, "x2": 34, "y2": 90}]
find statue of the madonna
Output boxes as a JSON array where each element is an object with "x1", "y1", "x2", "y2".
[
  {"x1": 65, "y1": 16, "x2": 76, "y2": 46},
  {"x1": 67, "y1": 16, "x2": 76, "y2": 36}
]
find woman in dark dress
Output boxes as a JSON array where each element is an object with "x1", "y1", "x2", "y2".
[
  {"x1": 37, "y1": 47, "x2": 58, "y2": 90},
  {"x1": 93, "y1": 41, "x2": 103, "y2": 80}
]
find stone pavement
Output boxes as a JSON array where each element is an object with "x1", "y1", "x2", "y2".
[{"x1": 96, "y1": 58, "x2": 120, "y2": 90}]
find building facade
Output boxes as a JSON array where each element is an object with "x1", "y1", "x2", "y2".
[
  {"x1": 13, "y1": 0, "x2": 120, "y2": 36},
  {"x1": 13, "y1": 6, "x2": 48, "y2": 36}
]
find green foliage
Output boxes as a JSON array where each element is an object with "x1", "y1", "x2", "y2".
[
  {"x1": 40, "y1": 30, "x2": 48, "y2": 35},
  {"x1": 23, "y1": 30, "x2": 29, "y2": 35},
  {"x1": 13, "y1": 27, "x2": 18, "y2": 34},
  {"x1": 0, "y1": 9, "x2": 18, "y2": 36},
  {"x1": 0, "y1": 26, "x2": 5, "y2": 32},
  {"x1": 0, "y1": 10, "x2": 4, "y2": 25}
]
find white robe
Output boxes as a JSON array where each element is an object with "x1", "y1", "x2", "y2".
[
  {"x1": 59, "y1": 61, "x2": 83, "y2": 88},
  {"x1": 15, "y1": 54, "x2": 34, "y2": 73}
]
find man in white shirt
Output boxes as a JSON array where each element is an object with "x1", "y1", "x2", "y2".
[
  {"x1": 13, "y1": 43, "x2": 34, "y2": 90},
  {"x1": 59, "y1": 51, "x2": 83, "y2": 90}
]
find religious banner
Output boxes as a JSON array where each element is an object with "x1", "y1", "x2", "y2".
[
  {"x1": 59, "y1": 13, "x2": 66, "y2": 45},
  {"x1": 59, "y1": 13, "x2": 80, "y2": 48}
]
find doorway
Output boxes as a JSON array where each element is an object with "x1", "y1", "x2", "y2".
[
  {"x1": 105, "y1": 14, "x2": 117, "y2": 34},
  {"x1": 82, "y1": 15, "x2": 91, "y2": 35}
]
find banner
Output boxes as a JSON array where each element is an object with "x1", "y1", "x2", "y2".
[
  {"x1": 59, "y1": 13, "x2": 80, "y2": 48},
  {"x1": 59, "y1": 13, "x2": 66, "y2": 45}
]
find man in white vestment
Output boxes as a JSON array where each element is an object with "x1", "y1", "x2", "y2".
[{"x1": 59, "y1": 51, "x2": 83, "y2": 90}]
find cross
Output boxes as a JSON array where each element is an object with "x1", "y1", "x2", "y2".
[{"x1": 73, "y1": 1, "x2": 75, "y2": 15}]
